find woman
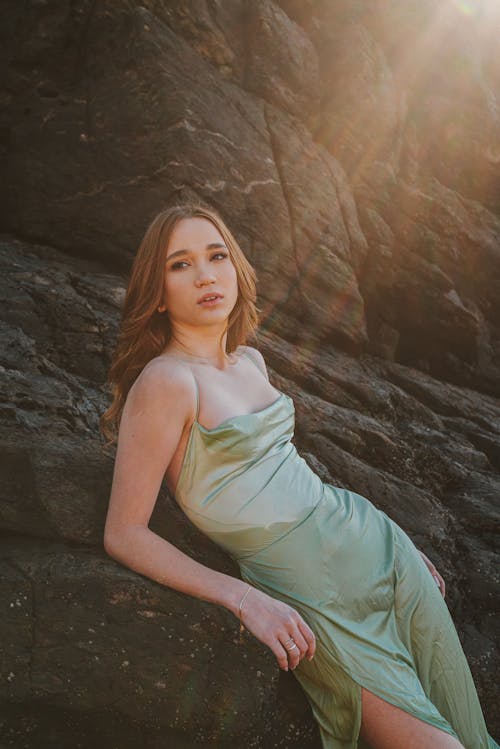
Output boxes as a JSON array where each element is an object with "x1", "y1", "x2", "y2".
[{"x1": 101, "y1": 203, "x2": 498, "y2": 749}]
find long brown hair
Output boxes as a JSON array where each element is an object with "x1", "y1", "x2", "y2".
[{"x1": 99, "y1": 202, "x2": 261, "y2": 446}]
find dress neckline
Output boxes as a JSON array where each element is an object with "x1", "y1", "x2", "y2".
[
  {"x1": 173, "y1": 392, "x2": 292, "y2": 497},
  {"x1": 195, "y1": 391, "x2": 287, "y2": 433}
]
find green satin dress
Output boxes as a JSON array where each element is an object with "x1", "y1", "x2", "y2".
[{"x1": 174, "y1": 351, "x2": 499, "y2": 749}]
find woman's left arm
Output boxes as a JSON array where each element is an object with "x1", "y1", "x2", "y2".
[{"x1": 417, "y1": 549, "x2": 446, "y2": 598}]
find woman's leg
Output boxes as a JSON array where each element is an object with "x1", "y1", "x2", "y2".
[
  {"x1": 359, "y1": 686, "x2": 465, "y2": 749},
  {"x1": 390, "y1": 521, "x2": 494, "y2": 747}
]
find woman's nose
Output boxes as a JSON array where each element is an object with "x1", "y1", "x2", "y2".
[{"x1": 195, "y1": 266, "x2": 216, "y2": 285}]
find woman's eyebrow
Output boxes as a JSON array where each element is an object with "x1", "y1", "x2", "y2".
[{"x1": 166, "y1": 242, "x2": 227, "y2": 261}]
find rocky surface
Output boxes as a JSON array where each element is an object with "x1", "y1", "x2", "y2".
[{"x1": 0, "y1": 0, "x2": 499, "y2": 746}]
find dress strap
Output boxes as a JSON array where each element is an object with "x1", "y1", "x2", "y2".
[
  {"x1": 191, "y1": 373, "x2": 200, "y2": 421},
  {"x1": 241, "y1": 347, "x2": 267, "y2": 377}
]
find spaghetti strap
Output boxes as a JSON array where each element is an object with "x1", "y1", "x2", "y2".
[
  {"x1": 241, "y1": 347, "x2": 266, "y2": 377},
  {"x1": 191, "y1": 373, "x2": 200, "y2": 421}
]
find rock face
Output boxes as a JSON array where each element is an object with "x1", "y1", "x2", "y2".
[{"x1": 1, "y1": 1, "x2": 499, "y2": 746}]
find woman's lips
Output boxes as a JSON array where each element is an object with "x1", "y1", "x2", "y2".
[{"x1": 198, "y1": 296, "x2": 224, "y2": 307}]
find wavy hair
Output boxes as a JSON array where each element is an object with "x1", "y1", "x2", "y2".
[{"x1": 100, "y1": 202, "x2": 261, "y2": 446}]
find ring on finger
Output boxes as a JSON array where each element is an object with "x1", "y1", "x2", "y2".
[{"x1": 285, "y1": 642, "x2": 298, "y2": 652}]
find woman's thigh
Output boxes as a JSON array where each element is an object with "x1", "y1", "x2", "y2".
[{"x1": 359, "y1": 686, "x2": 465, "y2": 749}]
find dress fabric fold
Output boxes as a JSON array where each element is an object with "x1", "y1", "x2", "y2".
[{"x1": 174, "y1": 374, "x2": 499, "y2": 749}]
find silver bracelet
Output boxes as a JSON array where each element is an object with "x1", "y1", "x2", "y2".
[{"x1": 238, "y1": 585, "x2": 252, "y2": 641}]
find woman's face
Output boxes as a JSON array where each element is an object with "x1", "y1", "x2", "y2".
[{"x1": 162, "y1": 216, "x2": 239, "y2": 327}]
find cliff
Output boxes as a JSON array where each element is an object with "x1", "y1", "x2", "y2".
[{"x1": 0, "y1": 1, "x2": 498, "y2": 745}]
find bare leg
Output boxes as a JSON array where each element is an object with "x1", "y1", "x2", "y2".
[{"x1": 359, "y1": 686, "x2": 465, "y2": 749}]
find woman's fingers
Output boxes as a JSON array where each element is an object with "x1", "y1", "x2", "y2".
[
  {"x1": 277, "y1": 612, "x2": 317, "y2": 670},
  {"x1": 238, "y1": 589, "x2": 316, "y2": 671},
  {"x1": 419, "y1": 550, "x2": 446, "y2": 599},
  {"x1": 297, "y1": 617, "x2": 316, "y2": 660},
  {"x1": 280, "y1": 639, "x2": 301, "y2": 670},
  {"x1": 435, "y1": 570, "x2": 446, "y2": 598},
  {"x1": 270, "y1": 639, "x2": 294, "y2": 672},
  {"x1": 279, "y1": 625, "x2": 308, "y2": 670}
]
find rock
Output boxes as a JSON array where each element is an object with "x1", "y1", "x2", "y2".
[
  {"x1": 245, "y1": 0, "x2": 321, "y2": 119},
  {"x1": 0, "y1": 539, "x2": 318, "y2": 747},
  {"x1": 0, "y1": 0, "x2": 499, "y2": 743}
]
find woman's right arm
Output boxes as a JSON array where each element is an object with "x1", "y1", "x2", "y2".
[{"x1": 103, "y1": 361, "x2": 315, "y2": 670}]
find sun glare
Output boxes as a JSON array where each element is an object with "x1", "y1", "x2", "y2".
[{"x1": 453, "y1": 0, "x2": 500, "y2": 18}]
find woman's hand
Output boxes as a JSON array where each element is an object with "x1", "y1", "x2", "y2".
[
  {"x1": 418, "y1": 550, "x2": 446, "y2": 598},
  {"x1": 239, "y1": 587, "x2": 316, "y2": 671}
]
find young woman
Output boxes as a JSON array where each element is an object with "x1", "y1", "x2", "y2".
[{"x1": 101, "y1": 203, "x2": 498, "y2": 749}]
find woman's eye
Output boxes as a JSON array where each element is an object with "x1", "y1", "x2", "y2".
[{"x1": 170, "y1": 252, "x2": 227, "y2": 271}]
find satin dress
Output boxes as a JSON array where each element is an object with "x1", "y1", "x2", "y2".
[{"x1": 173, "y1": 351, "x2": 499, "y2": 749}]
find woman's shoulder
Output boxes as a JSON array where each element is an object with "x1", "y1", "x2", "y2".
[
  {"x1": 236, "y1": 344, "x2": 269, "y2": 378},
  {"x1": 130, "y1": 354, "x2": 196, "y2": 405}
]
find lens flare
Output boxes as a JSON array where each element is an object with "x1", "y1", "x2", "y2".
[
  {"x1": 456, "y1": 0, "x2": 475, "y2": 15},
  {"x1": 452, "y1": 0, "x2": 495, "y2": 18}
]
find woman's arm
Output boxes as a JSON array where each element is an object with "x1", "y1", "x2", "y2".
[
  {"x1": 103, "y1": 360, "x2": 316, "y2": 670},
  {"x1": 105, "y1": 521, "x2": 250, "y2": 615},
  {"x1": 103, "y1": 360, "x2": 245, "y2": 613}
]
